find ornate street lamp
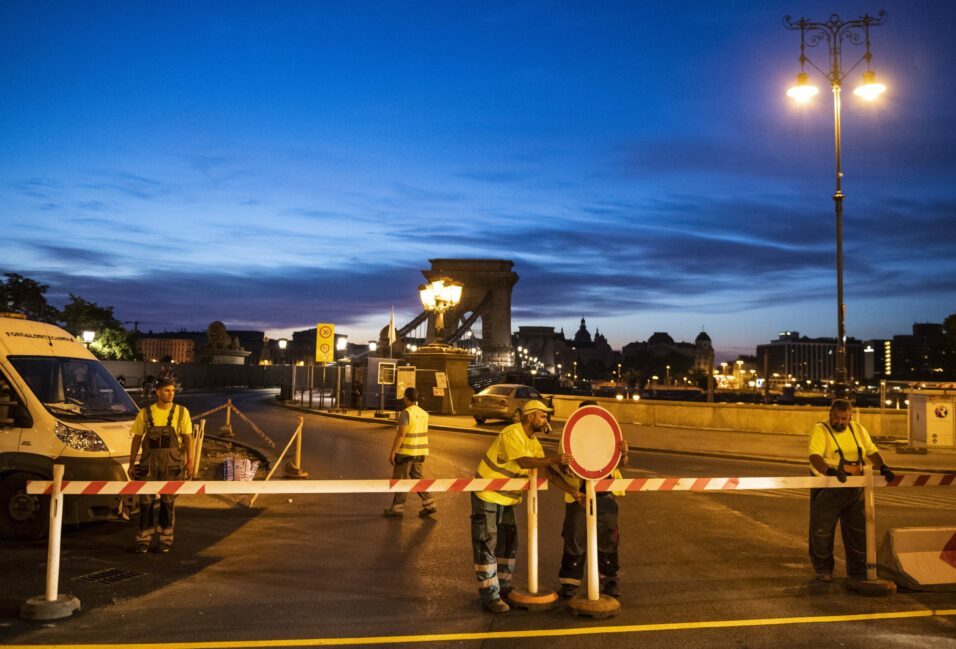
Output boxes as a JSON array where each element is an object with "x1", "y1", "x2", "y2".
[
  {"x1": 418, "y1": 277, "x2": 463, "y2": 345},
  {"x1": 785, "y1": 11, "x2": 888, "y2": 398}
]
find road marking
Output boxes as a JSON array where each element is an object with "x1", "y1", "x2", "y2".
[{"x1": 8, "y1": 609, "x2": 955, "y2": 648}]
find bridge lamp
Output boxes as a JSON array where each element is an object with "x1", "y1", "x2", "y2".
[{"x1": 419, "y1": 277, "x2": 463, "y2": 344}]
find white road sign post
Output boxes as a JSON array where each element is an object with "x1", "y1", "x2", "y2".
[{"x1": 561, "y1": 405, "x2": 623, "y2": 618}]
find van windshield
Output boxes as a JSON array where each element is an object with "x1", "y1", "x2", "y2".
[{"x1": 8, "y1": 356, "x2": 138, "y2": 421}]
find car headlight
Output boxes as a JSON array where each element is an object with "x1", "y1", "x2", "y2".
[{"x1": 54, "y1": 421, "x2": 108, "y2": 452}]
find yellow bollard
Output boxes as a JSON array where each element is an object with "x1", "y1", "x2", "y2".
[
  {"x1": 284, "y1": 417, "x2": 309, "y2": 479},
  {"x1": 219, "y1": 399, "x2": 235, "y2": 437}
]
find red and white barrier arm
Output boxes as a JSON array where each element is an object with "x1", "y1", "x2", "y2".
[
  {"x1": 26, "y1": 473, "x2": 953, "y2": 497},
  {"x1": 26, "y1": 477, "x2": 549, "y2": 496},
  {"x1": 595, "y1": 473, "x2": 955, "y2": 492}
]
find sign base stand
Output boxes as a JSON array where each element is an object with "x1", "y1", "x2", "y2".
[
  {"x1": 20, "y1": 594, "x2": 80, "y2": 621},
  {"x1": 507, "y1": 588, "x2": 557, "y2": 611},
  {"x1": 845, "y1": 577, "x2": 897, "y2": 597},
  {"x1": 567, "y1": 593, "x2": 620, "y2": 618}
]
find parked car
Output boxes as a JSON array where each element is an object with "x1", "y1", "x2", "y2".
[{"x1": 468, "y1": 384, "x2": 552, "y2": 424}]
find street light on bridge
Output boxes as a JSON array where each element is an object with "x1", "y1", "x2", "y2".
[
  {"x1": 418, "y1": 277, "x2": 463, "y2": 345},
  {"x1": 784, "y1": 11, "x2": 888, "y2": 398}
]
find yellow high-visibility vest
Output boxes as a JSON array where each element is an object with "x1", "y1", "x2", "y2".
[
  {"x1": 475, "y1": 422, "x2": 543, "y2": 506},
  {"x1": 396, "y1": 404, "x2": 429, "y2": 457}
]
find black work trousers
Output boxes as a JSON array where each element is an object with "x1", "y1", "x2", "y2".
[
  {"x1": 808, "y1": 486, "x2": 867, "y2": 577},
  {"x1": 559, "y1": 496, "x2": 620, "y2": 586}
]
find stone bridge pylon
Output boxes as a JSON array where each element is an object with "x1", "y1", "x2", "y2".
[{"x1": 421, "y1": 258, "x2": 518, "y2": 367}]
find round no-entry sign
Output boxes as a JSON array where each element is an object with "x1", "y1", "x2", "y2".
[{"x1": 561, "y1": 406, "x2": 623, "y2": 480}]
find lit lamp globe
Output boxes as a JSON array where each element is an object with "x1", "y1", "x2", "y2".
[
  {"x1": 787, "y1": 72, "x2": 819, "y2": 103},
  {"x1": 853, "y1": 70, "x2": 886, "y2": 100},
  {"x1": 418, "y1": 278, "x2": 463, "y2": 345},
  {"x1": 81, "y1": 330, "x2": 95, "y2": 344}
]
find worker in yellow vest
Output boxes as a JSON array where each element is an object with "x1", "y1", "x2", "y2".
[
  {"x1": 129, "y1": 378, "x2": 193, "y2": 554},
  {"x1": 384, "y1": 387, "x2": 436, "y2": 518},
  {"x1": 557, "y1": 401, "x2": 629, "y2": 599},
  {"x1": 808, "y1": 398, "x2": 894, "y2": 584},
  {"x1": 470, "y1": 399, "x2": 580, "y2": 613}
]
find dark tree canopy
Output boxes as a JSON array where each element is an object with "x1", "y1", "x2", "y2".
[{"x1": 0, "y1": 273, "x2": 60, "y2": 322}]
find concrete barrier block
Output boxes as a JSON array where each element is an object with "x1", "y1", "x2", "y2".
[{"x1": 878, "y1": 527, "x2": 956, "y2": 591}]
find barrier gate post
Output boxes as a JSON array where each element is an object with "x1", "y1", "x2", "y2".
[
  {"x1": 848, "y1": 464, "x2": 896, "y2": 596},
  {"x1": 20, "y1": 464, "x2": 80, "y2": 620},
  {"x1": 507, "y1": 469, "x2": 557, "y2": 610}
]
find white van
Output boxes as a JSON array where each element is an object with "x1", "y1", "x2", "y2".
[{"x1": 0, "y1": 313, "x2": 136, "y2": 540}]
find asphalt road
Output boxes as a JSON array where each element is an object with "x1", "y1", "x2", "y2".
[{"x1": 1, "y1": 390, "x2": 955, "y2": 648}]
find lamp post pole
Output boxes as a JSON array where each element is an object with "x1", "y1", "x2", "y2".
[{"x1": 785, "y1": 11, "x2": 887, "y2": 399}]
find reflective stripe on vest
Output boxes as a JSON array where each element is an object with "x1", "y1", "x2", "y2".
[
  {"x1": 474, "y1": 424, "x2": 532, "y2": 504},
  {"x1": 397, "y1": 404, "x2": 429, "y2": 456}
]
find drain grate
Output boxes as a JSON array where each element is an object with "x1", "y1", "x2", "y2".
[{"x1": 76, "y1": 568, "x2": 145, "y2": 585}]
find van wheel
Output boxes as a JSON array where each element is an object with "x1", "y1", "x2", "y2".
[
  {"x1": 473, "y1": 417, "x2": 486, "y2": 424},
  {"x1": 0, "y1": 472, "x2": 50, "y2": 541}
]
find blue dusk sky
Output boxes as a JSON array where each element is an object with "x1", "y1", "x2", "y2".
[{"x1": 2, "y1": 1, "x2": 954, "y2": 360}]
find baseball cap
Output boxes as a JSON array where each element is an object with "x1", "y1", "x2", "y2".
[{"x1": 521, "y1": 400, "x2": 553, "y2": 415}]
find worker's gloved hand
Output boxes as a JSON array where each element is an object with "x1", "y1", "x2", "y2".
[
  {"x1": 132, "y1": 464, "x2": 148, "y2": 480},
  {"x1": 826, "y1": 467, "x2": 848, "y2": 483},
  {"x1": 879, "y1": 465, "x2": 896, "y2": 482}
]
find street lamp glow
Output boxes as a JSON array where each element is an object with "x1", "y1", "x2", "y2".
[
  {"x1": 277, "y1": 338, "x2": 288, "y2": 350},
  {"x1": 368, "y1": 341, "x2": 377, "y2": 352},
  {"x1": 81, "y1": 330, "x2": 95, "y2": 344},
  {"x1": 336, "y1": 336, "x2": 348, "y2": 351},
  {"x1": 418, "y1": 277, "x2": 463, "y2": 344},
  {"x1": 853, "y1": 70, "x2": 886, "y2": 100},
  {"x1": 787, "y1": 72, "x2": 819, "y2": 102}
]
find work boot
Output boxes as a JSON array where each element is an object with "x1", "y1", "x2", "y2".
[
  {"x1": 135, "y1": 542, "x2": 150, "y2": 554},
  {"x1": 815, "y1": 573, "x2": 833, "y2": 583},
  {"x1": 602, "y1": 578, "x2": 620, "y2": 598},
  {"x1": 383, "y1": 508, "x2": 403, "y2": 518},
  {"x1": 419, "y1": 506, "x2": 437, "y2": 518},
  {"x1": 558, "y1": 584, "x2": 578, "y2": 598},
  {"x1": 482, "y1": 598, "x2": 510, "y2": 614},
  {"x1": 156, "y1": 541, "x2": 172, "y2": 553}
]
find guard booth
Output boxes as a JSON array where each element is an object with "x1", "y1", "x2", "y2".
[{"x1": 907, "y1": 388, "x2": 956, "y2": 450}]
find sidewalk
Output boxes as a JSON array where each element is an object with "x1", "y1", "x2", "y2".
[{"x1": 280, "y1": 402, "x2": 956, "y2": 474}]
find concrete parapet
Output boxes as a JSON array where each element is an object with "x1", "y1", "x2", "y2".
[{"x1": 550, "y1": 395, "x2": 906, "y2": 438}]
